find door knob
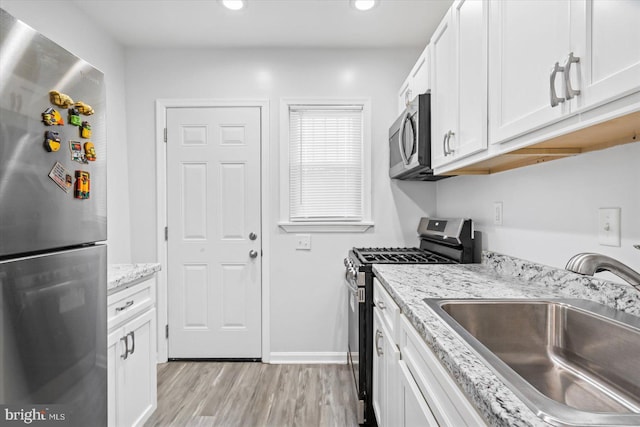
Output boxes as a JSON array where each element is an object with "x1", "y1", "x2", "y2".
[
  {"x1": 249, "y1": 250, "x2": 258, "y2": 258},
  {"x1": 249, "y1": 232, "x2": 257, "y2": 241}
]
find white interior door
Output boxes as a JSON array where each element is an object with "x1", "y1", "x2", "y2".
[{"x1": 167, "y1": 106, "x2": 261, "y2": 358}]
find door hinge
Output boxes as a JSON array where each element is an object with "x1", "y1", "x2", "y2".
[
  {"x1": 164, "y1": 127, "x2": 167, "y2": 143},
  {"x1": 164, "y1": 226, "x2": 168, "y2": 241},
  {"x1": 165, "y1": 324, "x2": 169, "y2": 339}
]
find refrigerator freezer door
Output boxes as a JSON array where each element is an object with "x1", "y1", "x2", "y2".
[
  {"x1": 0, "y1": 245, "x2": 107, "y2": 426},
  {"x1": 0, "y1": 9, "x2": 106, "y2": 256}
]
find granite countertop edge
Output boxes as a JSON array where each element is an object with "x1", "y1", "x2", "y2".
[
  {"x1": 372, "y1": 251, "x2": 640, "y2": 427},
  {"x1": 108, "y1": 263, "x2": 161, "y2": 292}
]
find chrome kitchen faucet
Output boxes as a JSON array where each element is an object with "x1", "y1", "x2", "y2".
[{"x1": 566, "y1": 253, "x2": 640, "y2": 290}]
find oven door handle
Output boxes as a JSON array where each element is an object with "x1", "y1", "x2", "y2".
[
  {"x1": 344, "y1": 277, "x2": 359, "y2": 295},
  {"x1": 344, "y1": 277, "x2": 365, "y2": 303}
]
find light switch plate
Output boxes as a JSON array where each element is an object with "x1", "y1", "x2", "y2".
[
  {"x1": 598, "y1": 207, "x2": 621, "y2": 247},
  {"x1": 296, "y1": 234, "x2": 311, "y2": 250}
]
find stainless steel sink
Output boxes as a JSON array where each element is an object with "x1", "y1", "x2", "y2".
[{"x1": 423, "y1": 298, "x2": 640, "y2": 426}]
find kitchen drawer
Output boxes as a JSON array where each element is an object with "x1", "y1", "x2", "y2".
[
  {"x1": 373, "y1": 277, "x2": 400, "y2": 344},
  {"x1": 108, "y1": 276, "x2": 156, "y2": 330}
]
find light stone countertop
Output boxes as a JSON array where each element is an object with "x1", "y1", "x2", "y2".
[
  {"x1": 108, "y1": 263, "x2": 161, "y2": 293},
  {"x1": 372, "y1": 251, "x2": 640, "y2": 427}
]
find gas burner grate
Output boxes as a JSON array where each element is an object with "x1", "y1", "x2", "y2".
[{"x1": 353, "y1": 247, "x2": 454, "y2": 264}]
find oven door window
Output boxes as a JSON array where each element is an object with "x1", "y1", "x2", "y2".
[{"x1": 400, "y1": 113, "x2": 417, "y2": 165}]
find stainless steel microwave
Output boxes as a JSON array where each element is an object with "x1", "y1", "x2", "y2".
[{"x1": 389, "y1": 93, "x2": 446, "y2": 181}]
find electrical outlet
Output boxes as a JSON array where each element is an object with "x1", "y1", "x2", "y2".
[
  {"x1": 296, "y1": 234, "x2": 311, "y2": 250},
  {"x1": 493, "y1": 202, "x2": 503, "y2": 226},
  {"x1": 598, "y1": 207, "x2": 621, "y2": 246}
]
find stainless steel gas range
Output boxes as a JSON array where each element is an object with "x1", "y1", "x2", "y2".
[{"x1": 344, "y1": 217, "x2": 476, "y2": 425}]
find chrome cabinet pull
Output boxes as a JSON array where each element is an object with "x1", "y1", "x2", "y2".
[
  {"x1": 442, "y1": 132, "x2": 449, "y2": 156},
  {"x1": 249, "y1": 232, "x2": 257, "y2": 241},
  {"x1": 446, "y1": 130, "x2": 455, "y2": 155},
  {"x1": 443, "y1": 130, "x2": 455, "y2": 156},
  {"x1": 249, "y1": 250, "x2": 258, "y2": 258},
  {"x1": 550, "y1": 62, "x2": 566, "y2": 107},
  {"x1": 120, "y1": 336, "x2": 129, "y2": 360},
  {"x1": 563, "y1": 52, "x2": 581, "y2": 100},
  {"x1": 375, "y1": 330, "x2": 384, "y2": 356},
  {"x1": 127, "y1": 331, "x2": 135, "y2": 356},
  {"x1": 405, "y1": 89, "x2": 412, "y2": 107},
  {"x1": 376, "y1": 300, "x2": 386, "y2": 310},
  {"x1": 116, "y1": 300, "x2": 134, "y2": 312}
]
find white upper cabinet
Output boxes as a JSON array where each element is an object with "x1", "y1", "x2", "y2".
[
  {"x1": 398, "y1": 44, "x2": 431, "y2": 114},
  {"x1": 431, "y1": 0, "x2": 488, "y2": 169},
  {"x1": 489, "y1": 0, "x2": 640, "y2": 145},
  {"x1": 571, "y1": 0, "x2": 640, "y2": 110}
]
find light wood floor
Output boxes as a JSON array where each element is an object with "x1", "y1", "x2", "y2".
[{"x1": 144, "y1": 361, "x2": 359, "y2": 427}]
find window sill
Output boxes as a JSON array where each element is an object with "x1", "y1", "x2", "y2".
[{"x1": 278, "y1": 221, "x2": 374, "y2": 233}]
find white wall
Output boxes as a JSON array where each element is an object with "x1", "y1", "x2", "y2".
[
  {"x1": 437, "y1": 142, "x2": 640, "y2": 280},
  {"x1": 2, "y1": 1, "x2": 132, "y2": 263},
  {"x1": 124, "y1": 47, "x2": 437, "y2": 356}
]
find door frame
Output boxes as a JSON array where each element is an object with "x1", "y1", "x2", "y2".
[{"x1": 155, "y1": 99, "x2": 270, "y2": 363}]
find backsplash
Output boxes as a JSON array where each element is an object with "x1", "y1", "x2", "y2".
[{"x1": 482, "y1": 251, "x2": 640, "y2": 316}]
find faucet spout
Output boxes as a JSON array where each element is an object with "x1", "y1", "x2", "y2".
[{"x1": 566, "y1": 253, "x2": 640, "y2": 289}]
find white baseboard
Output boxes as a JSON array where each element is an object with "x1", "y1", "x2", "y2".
[{"x1": 268, "y1": 352, "x2": 347, "y2": 364}]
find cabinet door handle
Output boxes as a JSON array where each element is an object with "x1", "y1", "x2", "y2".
[
  {"x1": 446, "y1": 130, "x2": 455, "y2": 155},
  {"x1": 376, "y1": 300, "x2": 386, "y2": 310},
  {"x1": 127, "y1": 331, "x2": 135, "y2": 356},
  {"x1": 405, "y1": 89, "x2": 412, "y2": 106},
  {"x1": 550, "y1": 61, "x2": 566, "y2": 107},
  {"x1": 442, "y1": 132, "x2": 449, "y2": 156},
  {"x1": 116, "y1": 300, "x2": 134, "y2": 312},
  {"x1": 375, "y1": 330, "x2": 384, "y2": 356},
  {"x1": 120, "y1": 336, "x2": 129, "y2": 360},
  {"x1": 563, "y1": 52, "x2": 581, "y2": 100}
]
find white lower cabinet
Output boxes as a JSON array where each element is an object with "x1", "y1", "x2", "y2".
[
  {"x1": 108, "y1": 277, "x2": 158, "y2": 427},
  {"x1": 372, "y1": 277, "x2": 486, "y2": 427},
  {"x1": 372, "y1": 279, "x2": 401, "y2": 427},
  {"x1": 373, "y1": 309, "x2": 401, "y2": 427},
  {"x1": 398, "y1": 360, "x2": 438, "y2": 427},
  {"x1": 398, "y1": 315, "x2": 486, "y2": 427}
]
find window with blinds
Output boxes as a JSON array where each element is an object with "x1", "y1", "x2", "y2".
[{"x1": 288, "y1": 105, "x2": 364, "y2": 221}]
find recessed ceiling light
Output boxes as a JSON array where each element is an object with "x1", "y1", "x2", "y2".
[
  {"x1": 352, "y1": 0, "x2": 378, "y2": 11},
  {"x1": 221, "y1": 0, "x2": 245, "y2": 11}
]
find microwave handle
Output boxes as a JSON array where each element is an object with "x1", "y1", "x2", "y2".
[{"x1": 398, "y1": 113, "x2": 411, "y2": 165}]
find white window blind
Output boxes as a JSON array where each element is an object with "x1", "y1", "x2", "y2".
[{"x1": 289, "y1": 105, "x2": 364, "y2": 221}]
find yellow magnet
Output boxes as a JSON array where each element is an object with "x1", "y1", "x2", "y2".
[
  {"x1": 84, "y1": 142, "x2": 96, "y2": 161},
  {"x1": 49, "y1": 90, "x2": 74, "y2": 108},
  {"x1": 74, "y1": 101, "x2": 94, "y2": 116}
]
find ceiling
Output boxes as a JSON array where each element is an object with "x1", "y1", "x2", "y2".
[{"x1": 72, "y1": 0, "x2": 453, "y2": 49}]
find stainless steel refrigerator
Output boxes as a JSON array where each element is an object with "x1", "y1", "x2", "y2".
[{"x1": 1, "y1": 8, "x2": 107, "y2": 426}]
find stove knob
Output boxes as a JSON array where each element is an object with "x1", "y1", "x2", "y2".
[{"x1": 344, "y1": 258, "x2": 349, "y2": 267}]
